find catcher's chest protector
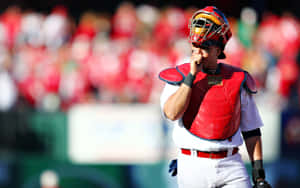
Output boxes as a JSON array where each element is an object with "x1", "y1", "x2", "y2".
[{"x1": 160, "y1": 63, "x2": 246, "y2": 140}]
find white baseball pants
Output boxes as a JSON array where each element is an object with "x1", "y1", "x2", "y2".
[{"x1": 177, "y1": 152, "x2": 252, "y2": 188}]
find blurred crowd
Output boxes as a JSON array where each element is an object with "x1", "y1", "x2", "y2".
[{"x1": 0, "y1": 3, "x2": 299, "y2": 112}]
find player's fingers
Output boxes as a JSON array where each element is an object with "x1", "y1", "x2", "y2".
[
  {"x1": 191, "y1": 54, "x2": 202, "y2": 64},
  {"x1": 200, "y1": 48, "x2": 208, "y2": 58}
]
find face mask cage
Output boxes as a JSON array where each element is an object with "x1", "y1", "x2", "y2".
[
  {"x1": 189, "y1": 17, "x2": 221, "y2": 44},
  {"x1": 188, "y1": 11, "x2": 230, "y2": 46}
]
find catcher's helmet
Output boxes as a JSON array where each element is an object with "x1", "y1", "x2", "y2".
[{"x1": 189, "y1": 6, "x2": 232, "y2": 59}]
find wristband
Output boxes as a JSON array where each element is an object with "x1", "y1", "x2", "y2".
[
  {"x1": 183, "y1": 73, "x2": 196, "y2": 87},
  {"x1": 252, "y1": 160, "x2": 264, "y2": 169}
]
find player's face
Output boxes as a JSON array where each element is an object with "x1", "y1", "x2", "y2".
[{"x1": 191, "y1": 42, "x2": 220, "y2": 67}]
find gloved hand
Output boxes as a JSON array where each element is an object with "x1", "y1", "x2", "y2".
[
  {"x1": 253, "y1": 179, "x2": 272, "y2": 188},
  {"x1": 252, "y1": 160, "x2": 271, "y2": 188},
  {"x1": 168, "y1": 159, "x2": 177, "y2": 177}
]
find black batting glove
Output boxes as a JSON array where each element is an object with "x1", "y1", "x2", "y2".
[
  {"x1": 253, "y1": 179, "x2": 272, "y2": 188},
  {"x1": 252, "y1": 160, "x2": 272, "y2": 188},
  {"x1": 168, "y1": 159, "x2": 177, "y2": 177}
]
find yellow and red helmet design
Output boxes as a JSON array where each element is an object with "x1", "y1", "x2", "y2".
[{"x1": 189, "y1": 6, "x2": 232, "y2": 52}]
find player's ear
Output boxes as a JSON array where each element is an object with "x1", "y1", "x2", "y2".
[{"x1": 216, "y1": 46, "x2": 222, "y2": 57}]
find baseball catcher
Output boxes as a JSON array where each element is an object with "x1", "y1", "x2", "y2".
[{"x1": 159, "y1": 6, "x2": 271, "y2": 188}]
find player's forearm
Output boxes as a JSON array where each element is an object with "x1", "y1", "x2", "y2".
[
  {"x1": 245, "y1": 136, "x2": 263, "y2": 161},
  {"x1": 245, "y1": 135, "x2": 271, "y2": 186},
  {"x1": 163, "y1": 83, "x2": 192, "y2": 121}
]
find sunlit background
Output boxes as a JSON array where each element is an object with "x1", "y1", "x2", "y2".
[{"x1": 0, "y1": 0, "x2": 299, "y2": 188}]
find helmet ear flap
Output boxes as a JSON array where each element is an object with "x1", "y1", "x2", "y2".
[{"x1": 225, "y1": 29, "x2": 232, "y2": 42}]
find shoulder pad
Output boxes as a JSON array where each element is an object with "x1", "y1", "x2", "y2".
[
  {"x1": 176, "y1": 63, "x2": 190, "y2": 75},
  {"x1": 220, "y1": 63, "x2": 257, "y2": 94},
  {"x1": 243, "y1": 71, "x2": 257, "y2": 94},
  {"x1": 158, "y1": 63, "x2": 190, "y2": 85}
]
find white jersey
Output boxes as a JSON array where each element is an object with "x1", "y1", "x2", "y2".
[{"x1": 160, "y1": 83, "x2": 263, "y2": 151}]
